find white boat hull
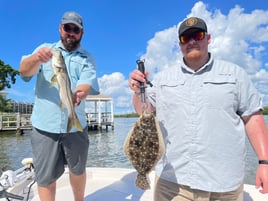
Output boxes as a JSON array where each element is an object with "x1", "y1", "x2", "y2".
[{"x1": 2, "y1": 167, "x2": 268, "y2": 201}]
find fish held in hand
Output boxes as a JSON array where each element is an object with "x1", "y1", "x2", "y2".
[
  {"x1": 123, "y1": 111, "x2": 165, "y2": 190},
  {"x1": 51, "y1": 48, "x2": 83, "y2": 132}
]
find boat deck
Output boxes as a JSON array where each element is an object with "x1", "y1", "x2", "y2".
[
  {"x1": 4, "y1": 167, "x2": 268, "y2": 201},
  {"x1": 30, "y1": 168, "x2": 153, "y2": 201}
]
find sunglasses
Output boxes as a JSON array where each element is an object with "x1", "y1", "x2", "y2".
[
  {"x1": 63, "y1": 24, "x2": 81, "y2": 34},
  {"x1": 179, "y1": 31, "x2": 206, "y2": 44}
]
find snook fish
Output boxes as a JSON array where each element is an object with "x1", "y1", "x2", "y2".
[
  {"x1": 51, "y1": 48, "x2": 83, "y2": 132},
  {"x1": 123, "y1": 111, "x2": 165, "y2": 190}
]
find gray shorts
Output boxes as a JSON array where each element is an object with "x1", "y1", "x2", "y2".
[{"x1": 31, "y1": 127, "x2": 89, "y2": 186}]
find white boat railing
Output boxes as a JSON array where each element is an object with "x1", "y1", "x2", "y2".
[{"x1": 0, "y1": 158, "x2": 34, "y2": 201}]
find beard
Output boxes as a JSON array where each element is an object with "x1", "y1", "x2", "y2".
[
  {"x1": 186, "y1": 50, "x2": 202, "y2": 61},
  {"x1": 61, "y1": 35, "x2": 81, "y2": 51},
  {"x1": 185, "y1": 47, "x2": 203, "y2": 62}
]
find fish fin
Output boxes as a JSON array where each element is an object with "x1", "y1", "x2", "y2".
[
  {"x1": 50, "y1": 75, "x2": 57, "y2": 87},
  {"x1": 67, "y1": 117, "x2": 73, "y2": 132},
  {"x1": 74, "y1": 113, "x2": 83, "y2": 132},
  {"x1": 135, "y1": 173, "x2": 150, "y2": 190},
  {"x1": 60, "y1": 101, "x2": 64, "y2": 109}
]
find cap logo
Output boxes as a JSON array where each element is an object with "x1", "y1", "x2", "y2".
[{"x1": 185, "y1": 17, "x2": 198, "y2": 27}]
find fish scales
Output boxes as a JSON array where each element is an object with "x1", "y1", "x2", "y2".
[
  {"x1": 50, "y1": 48, "x2": 83, "y2": 132},
  {"x1": 123, "y1": 111, "x2": 165, "y2": 190}
]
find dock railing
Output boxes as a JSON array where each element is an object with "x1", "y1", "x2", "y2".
[
  {"x1": 0, "y1": 113, "x2": 32, "y2": 134},
  {"x1": 86, "y1": 112, "x2": 114, "y2": 131}
]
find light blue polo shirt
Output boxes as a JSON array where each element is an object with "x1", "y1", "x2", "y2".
[
  {"x1": 21, "y1": 41, "x2": 99, "y2": 133},
  {"x1": 147, "y1": 53, "x2": 262, "y2": 192}
]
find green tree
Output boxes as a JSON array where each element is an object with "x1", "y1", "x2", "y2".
[
  {"x1": 263, "y1": 106, "x2": 268, "y2": 115},
  {"x1": 0, "y1": 60, "x2": 20, "y2": 90},
  {"x1": 0, "y1": 95, "x2": 12, "y2": 113}
]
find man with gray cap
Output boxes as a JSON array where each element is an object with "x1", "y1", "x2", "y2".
[
  {"x1": 129, "y1": 17, "x2": 268, "y2": 200},
  {"x1": 20, "y1": 11, "x2": 99, "y2": 201}
]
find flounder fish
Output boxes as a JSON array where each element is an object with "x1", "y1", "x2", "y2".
[{"x1": 123, "y1": 111, "x2": 165, "y2": 190}]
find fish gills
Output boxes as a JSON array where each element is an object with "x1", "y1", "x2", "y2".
[{"x1": 123, "y1": 111, "x2": 165, "y2": 190}]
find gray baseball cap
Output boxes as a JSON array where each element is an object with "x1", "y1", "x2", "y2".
[{"x1": 61, "y1": 11, "x2": 83, "y2": 29}]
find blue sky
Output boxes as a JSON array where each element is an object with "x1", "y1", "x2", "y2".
[{"x1": 1, "y1": 0, "x2": 268, "y2": 114}]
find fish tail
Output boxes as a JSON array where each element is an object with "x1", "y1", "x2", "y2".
[
  {"x1": 67, "y1": 116, "x2": 73, "y2": 132},
  {"x1": 135, "y1": 173, "x2": 150, "y2": 190},
  {"x1": 67, "y1": 112, "x2": 83, "y2": 132},
  {"x1": 74, "y1": 113, "x2": 83, "y2": 132}
]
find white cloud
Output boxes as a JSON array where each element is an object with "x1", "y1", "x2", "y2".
[
  {"x1": 255, "y1": 69, "x2": 268, "y2": 80},
  {"x1": 141, "y1": 26, "x2": 181, "y2": 77},
  {"x1": 98, "y1": 72, "x2": 127, "y2": 96},
  {"x1": 98, "y1": 72, "x2": 133, "y2": 111},
  {"x1": 98, "y1": 1, "x2": 268, "y2": 112},
  {"x1": 206, "y1": 5, "x2": 268, "y2": 75}
]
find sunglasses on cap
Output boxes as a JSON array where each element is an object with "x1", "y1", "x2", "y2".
[
  {"x1": 63, "y1": 24, "x2": 81, "y2": 34},
  {"x1": 179, "y1": 31, "x2": 206, "y2": 44}
]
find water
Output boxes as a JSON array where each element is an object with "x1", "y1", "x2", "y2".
[
  {"x1": 0, "y1": 117, "x2": 261, "y2": 185},
  {"x1": 86, "y1": 118, "x2": 133, "y2": 168},
  {"x1": 0, "y1": 118, "x2": 135, "y2": 172}
]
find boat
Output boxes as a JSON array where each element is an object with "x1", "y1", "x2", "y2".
[{"x1": 1, "y1": 159, "x2": 268, "y2": 201}]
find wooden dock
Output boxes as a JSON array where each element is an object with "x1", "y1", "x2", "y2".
[
  {"x1": 0, "y1": 113, "x2": 32, "y2": 134},
  {"x1": 0, "y1": 111, "x2": 115, "y2": 134},
  {"x1": 85, "y1": 94, "x2": 115, "y2": 131},
  {"x1": 86, "y1": 112, "x2": 114, "y2": 131}
]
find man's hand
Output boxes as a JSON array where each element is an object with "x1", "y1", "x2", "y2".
[
  {"x1": 74, "y1": 90, "x2": 85, "y2": 107},
  {"x1": 256, "y1": 164, "x2": 268, "y2": 193}
]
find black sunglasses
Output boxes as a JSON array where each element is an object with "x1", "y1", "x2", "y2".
[{"x1": 63, "y1": 24, "x2": 81, "y2": 34}]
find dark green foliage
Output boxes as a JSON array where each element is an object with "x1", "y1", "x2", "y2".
[
  {"x1": 0, "y1": 95, "x2": 12, "y2": 113},
  {"x1": 115, "y1": 113, "x2": 139, "y2": 118},
  {"x1": 0, "y1": 60, "x2": 20, "y2": 90},
  {"x1": 263, "y1": 107, "x2": 268, "y2": 115}
]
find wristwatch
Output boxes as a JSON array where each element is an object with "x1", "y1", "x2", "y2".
[{"x1": 259, "y1": 160, "x2": 268, "y2": 164}]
